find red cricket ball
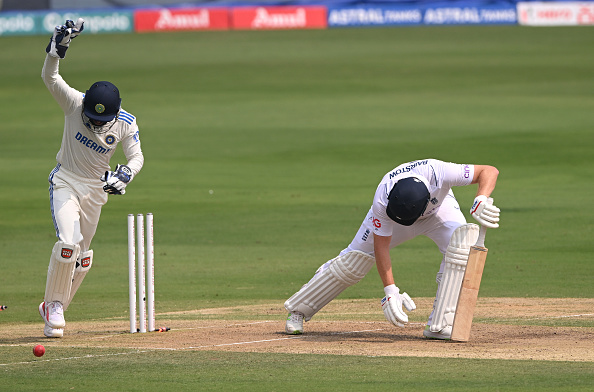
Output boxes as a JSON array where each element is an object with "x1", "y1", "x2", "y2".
[{"x1": 33, "y1": 344, "x2": 45, "y2": 357}]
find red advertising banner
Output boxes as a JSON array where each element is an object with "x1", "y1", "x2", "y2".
[
  {"x1": 134, "y1": 8, "x2": 230, "y2": 32},
  {"x1": 232, "y1": 6, "x2": 328, "y2": 30}
]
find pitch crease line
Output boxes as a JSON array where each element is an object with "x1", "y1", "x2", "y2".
[
  {"x1": 180, "y1": 328, "x2": 386, "y2": 350},
  {"x1": 91, "y1": 320, "x2": 276, "y2": 339},
  {"x1": 506, "y1": 313, "x2": 594, "y2": 322}
]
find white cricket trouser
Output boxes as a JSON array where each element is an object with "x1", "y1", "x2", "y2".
[
  {"x1": 340, "y1": 193, "x2": 467, "y2": 275},
  {"x1": 49, "y1": 164, "x2": 107, "y2": 252}
]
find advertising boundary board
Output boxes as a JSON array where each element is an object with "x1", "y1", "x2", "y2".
[
  {"x1": 327, "y1": 4, "x2": 518, "y2": 27},
  {"x1": 1, "y1": 2, "x2": 593, "y2": 36},
  {"x1": 517, "y1": 1, "x2": 594, "y2": 25},
  {"x1": 134, "y1": 7, "x2": 230, "y2": 32},
  {"x1": 0, "y1": 10, "x2": 133, "y2": 36}
]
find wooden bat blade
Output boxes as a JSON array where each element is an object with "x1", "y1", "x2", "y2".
[{"x1": 451, "y1": 245, "x2": 488, "y2": 342}]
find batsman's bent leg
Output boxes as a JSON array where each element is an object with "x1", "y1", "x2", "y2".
[{"x1": 285, "y1": 251, "x2": 375, "y2": 326}]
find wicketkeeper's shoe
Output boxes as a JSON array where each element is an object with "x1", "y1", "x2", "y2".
[
  {"x1": 285, "y1": 311, "x2": 304, "y2": 335},
  {"x1": 40, "y1": 301, "x2": 66, "y2": 328},
  {"x1": 39, "y1": 302, "x2": 64, "y2": 338},
  {"x1": 423, "y1": 325, "x2": 451, "y2": 340}
]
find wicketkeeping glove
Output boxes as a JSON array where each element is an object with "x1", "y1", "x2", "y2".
[
  {"x1": 46, "y1": 18, "x2": 85, "y2": 59},
  {"x1": 381, "y1": 285, "x2": 416, "y2": 327},
  {"x1": 470, "y1": 195, "x2": 500, "y2": 228},
  {"x1": 101, "y1": 164, "x2": 132, "y2": 195}
]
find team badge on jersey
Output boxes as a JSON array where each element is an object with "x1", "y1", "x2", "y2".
[{"x1": 105, "y1": 135, "x2": 116, "y2": 145}]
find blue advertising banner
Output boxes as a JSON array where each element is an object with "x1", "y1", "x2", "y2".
[
  {"x1": 329, "y1": 6, "x2": 423, "y2": 26},
  {"x1": 328, "y1": 2, "x2": 517, "y2": 27},
  {"x1": 423, "y1": 4, "x2": 517, "y2": 24}
]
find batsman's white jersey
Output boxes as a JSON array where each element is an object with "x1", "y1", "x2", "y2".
[
  {"x1": 341, "y1": 159, "x2": 474, "y2": 274},
  {"x1": 42, "y1": 54, "x2": 144, "y2": 250},
  {"x1": 286, "y1": 159, "x2": 477, "y2": 326}
]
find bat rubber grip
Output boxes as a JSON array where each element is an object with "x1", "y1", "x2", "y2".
[{"x1": 475, "y1": 225, "x2": 486, "y2": 247}]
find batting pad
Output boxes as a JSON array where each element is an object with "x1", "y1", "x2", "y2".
[
  {"x1": 45, "y1": 241, "x2": 80, "y2": 304},
  {"x1": 64, "y1": 249, "x2": 92, "y2": 310},
  {"x1": 285, "y1": 251, "x2": 375, "y2": 321},
  {"x1": 430, "y1": 224, "x2": 479, "y2": 333}
]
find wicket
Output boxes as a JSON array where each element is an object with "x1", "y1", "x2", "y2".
[{"x1": 128, "y1": 213, "x2": 155, "y2": 333}]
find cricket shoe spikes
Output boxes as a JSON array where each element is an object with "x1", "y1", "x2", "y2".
[
  {"x1": 423, "y1": 325, "x2": 451, "y2": 340},
  {"x1": 285, "y1": 311, "x2": 304, "y2": 335},
  {"x1": 39, "y1": 302, "x2": 64, "y2": 338}
]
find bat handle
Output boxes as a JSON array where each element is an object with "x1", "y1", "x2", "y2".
[
  {"x1": 475, "y1": 225, "x2": 487, "y2": 247},
  {"x1": 474, "y1": 197, "x2": 493, "y2": 248}
]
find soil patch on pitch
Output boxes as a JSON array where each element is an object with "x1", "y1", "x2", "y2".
[{"x1": 7, "y1": 298, "x2": 594, "y2": 362}]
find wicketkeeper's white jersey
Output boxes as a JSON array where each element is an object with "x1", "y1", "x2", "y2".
[
  {"x1": 42, "y1": 55, "x2": 143, "y2": 180},
  {"x1": 370, "y1": 159, "x2": 474, "y2": 237}
]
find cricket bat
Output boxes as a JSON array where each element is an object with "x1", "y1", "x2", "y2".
[{"x1": 451, "y1": 219, "x2": 489, "y2": 342}]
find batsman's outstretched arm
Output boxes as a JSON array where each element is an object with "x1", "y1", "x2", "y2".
[
  {"x1": 374, "y1": 234, "x2": 394, "y2": 288},
  {"x1": 374, "y1": 233, "x2": 416, "y2": 327},
  {"x1": 471, "y1": 165, "x2": 499, "y2": 197}
]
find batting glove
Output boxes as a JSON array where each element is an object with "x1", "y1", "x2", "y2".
[
  {"x1": 101, "y1": 164, "x2": 132, "y2": 195},
  {"x1": 381, "y1": 285, "x2": 416, "y2": 327},
  {"x1": 470, "y1": 195, "x2": 500, "y2": 228},
  {"x1": 46, "y1": 18, "x2": 85, "y2": 59}
]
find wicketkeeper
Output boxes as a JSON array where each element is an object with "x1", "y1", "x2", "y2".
[
  {"x1": 285, "y1": 159, "x2": 500, "y2": 339},
  {"x1": 39, "y1": 19, "x2": 144, "y2": 338}
]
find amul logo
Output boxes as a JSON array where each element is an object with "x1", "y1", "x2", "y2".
[
  {"x1": 252, "y1": 8, "x2": 307, "y2": 28},
  {"x1": 155, "y1": 9, "x2": 210, "y2": 30},
  {"x1": 61, "y1": 248, "x2": 73, "y2": 258}
]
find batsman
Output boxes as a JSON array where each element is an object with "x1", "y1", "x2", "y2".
[
  {"x1": 39, "y1": 19, "x2": 144, "y2": 338},
  {"x1": 285, "y1": 159, "x2": 500, "y2": 339}
]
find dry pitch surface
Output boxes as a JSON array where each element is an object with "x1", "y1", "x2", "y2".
[{"x1": 3, "y1": 298, "x2": 593, "y2": 363}]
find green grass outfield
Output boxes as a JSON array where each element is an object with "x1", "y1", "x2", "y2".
[{"x1": 1, "y1": 26, "x2": 593, "y2": 390}]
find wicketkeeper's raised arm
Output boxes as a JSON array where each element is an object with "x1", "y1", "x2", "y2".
[
  {"x1": 46, "y1": 18, "x2": 84, "y2": 59},
  {"x1": 42, "y1": 19, "x2": 85, "y2": 112}
]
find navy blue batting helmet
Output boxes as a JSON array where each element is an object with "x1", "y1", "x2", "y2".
[{"x1": 386, "y1": 176, "x2": 430, "y2": 226}]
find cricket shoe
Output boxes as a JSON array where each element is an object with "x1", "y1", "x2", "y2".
[
  {"x1": 39, "y1": 302, "x2": 64, "y2": 338},
  {"x1": 40, "y1": 301, "x2": 65, "y2": 328},
  {"x1": 285, "y1": 311, "x2": 304, "y2": 335},
  {"x1": 43, "y1": 323, "x2": 64, "y2": 338},
  {"x1": 423, "y1": 325, "x2": 451, "y2": 340}
]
